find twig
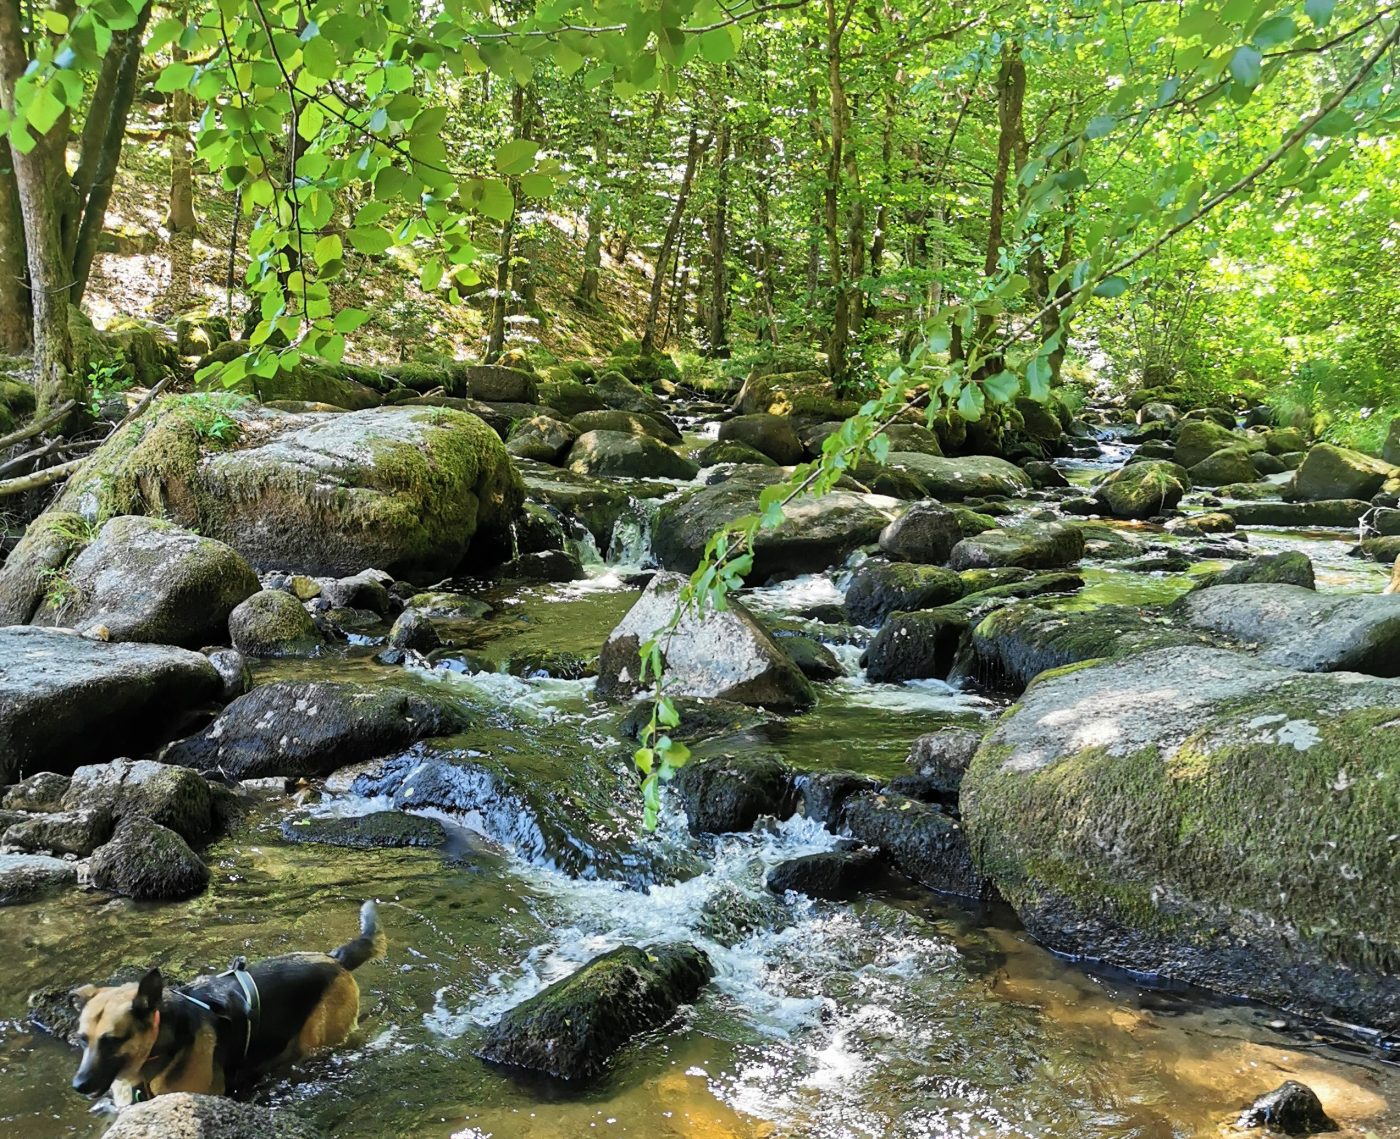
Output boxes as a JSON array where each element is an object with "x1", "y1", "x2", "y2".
[
  {"x1": 0, "y1": 437, "x2": 99, "y2": 478},
  {"x1": 0, "y1": 400, "x2": 76, "y2": 451},
  {"x1": 0, "y1": 458, "x2": 87, "y2": 498},
  {"x1": 113, "y1": 373, "x2": 174, "y2": 432}
]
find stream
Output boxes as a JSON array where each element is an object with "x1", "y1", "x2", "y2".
[{"x1": 0, "y1": 419, "x2": 1396, "y2": 1139}]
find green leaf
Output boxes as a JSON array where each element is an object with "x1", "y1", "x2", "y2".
[
  {"x1": 348, "y1": 226, "x2": 392, "y2": 254},
  {"x1": 1303, "y1": 0, "x2": 1334, "y2": 27},
  {"x1": 956, "y1": 383, "x2": 985, "y2": 422},
  {"x1": 471, "y1": 178, "x2": 514, "y2": 221},
  {"x1": 983, "y1": 371, "x2": 1020, "y2": 403},
  {"x1": 1094, "y1": 275, "x2": 1129, "y2": 299},
  {"x1": 1228, "y1": 45, "x2": 1262, "y2": 88},
  {"x1": 493, "y1": 138, "x2": 539, "y2": 176},
  {"x1": 154, "y1": 62, "x2": 194, "y2": 93},
  {"x1": 332, "y1": 307, "x2": 369, "y2": 333},
  {"x1": 313, "y1": 233, "x2": 343, "y2": 266},
  {"x1": 1084, "y1": 115, "x2": 1116, "y2": 140},
  {"x1": 1251, "y1": 15, "x2": 1295, "y2": 49},
  {"x1": 1026, "y1": 356, "x2": 1052, "y2": 402},
  {"x1": 39, "y1": 9, "x2": 69, "y2": 33},
  {"x1": 24, "y1": 85, "x2": 65, "y2": 135},
  {"x1": 519, "y1": 173, "x2": 554, "y2": 199},
  {"x1": 697, "y1": 27, "x2": 737, "y2": 63}
]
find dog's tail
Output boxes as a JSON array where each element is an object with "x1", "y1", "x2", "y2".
[{"x1": 331, "y1": 901, "x2": 386, "y2": 971}]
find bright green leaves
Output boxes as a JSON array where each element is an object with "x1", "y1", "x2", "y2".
[
  {"x1": 1228, "y1": 44, "x2": 1262, "y2": 88},
  {"x1": 22, "y1": 84, "x2": 65, "y2": 136},
  {"x1": 1094, "y1": 275, "x2": 1129, "y2": 299},
  {"x1": 1250, "y1": 15, "x2": 1295, "y2": 50},
  {"x1": 1303, "y1": 0, "x2": 1335, "y2": 28},
  {"x1": 493, "y1": 138, "x2": 540, "y2": 176},
  {"x1": 697, "y1": 25, "x2": 739, "y2": 63},
  {"x1": 461, "y1": 177, "x2": 514, "y2": 221},
  {"x1": 982, "y1": 370, "x2": 1020, "y2": 403},
  {"x1": 956, "y1": 382, "x2": 986, "y2": 422}
]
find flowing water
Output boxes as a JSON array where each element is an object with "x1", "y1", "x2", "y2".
[{"x1": 2, "y1": 425, "x2": 1397, "y2": 1138}]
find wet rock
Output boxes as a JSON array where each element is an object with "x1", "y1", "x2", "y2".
[
  {"x1": 567, "y1": 429, "x2": 698, "y2": 481},
  {"x1": 55, "y1": 401, "x2": 523, "y2": 583},
  {"x1": 478, "y1": 943, "x2": 713, "y2": 1081},
  {"x1": 697, "y1": 881, "x2": 787, "y2": 944},
  {"x1": 1251, "y1": 451, "x2": 1286, "y2": 476},
  {"x1": 89, "y1": 816, "x2": 209, "y2": 901},
  {"x1": 506, "y1": 650, "x2": 596, "y2": 679},
  {"x1": 771, "y1": 632, "x2": 843, "y2": 681},
  {"x1": 227, "y1": 589, "x2": 324, "y2": 657},
  {"x1": 1216, "y1": 481, "x2": 1282, "y2": 501},
  {"x1": 1172, "y1": 584, "x2": 1400, "y2": 675},
  {"x1": 0, "y1": 511, "x2": 90, "y2": 626},
  {"x1": 279, "y1": 810, "x2": 447, "y2": 849},
  {"x1": 596, "y1": 573, "x2": 815, "y2": 711},
  {"x1": 454, "y1": 363, "x2": 537, "y2": 403},
  {"x1": 495, "y1": 549, "x2": 584, "y2": 583},
  {"x1": 1226, "y1": 500, "x2": 1370, "y2": 527},
  {"x1": 843, "y1": 793, "x2": 986, "y2": 898},
  {"x1": 506, "y1": 415, "x2": 578, "y2": 463},
  {"x1": 844, "y1": 561, "x2": 963, "y2": 626},
  {"x1": 1093, "y1": 460, "x2": 1191, "y2": 519},
  {"x1": 907, "y1": 727, "x2": 983, "y2": 794},
  {"x1": 1359, "y1": 536, "x2": 1400, "y2": 563},
  {"x1": 163, "y1": 680, "x2": 469, "y2": 780},
  {"x1": 2, "y1": 771, "x2": 70, "y2": 811},
  {"x1": 1264, "y1": 427, "x2": 1309, "y2": 456},
  {"x1": 1021, "y1": 460, "x2": 1069, "y2": 489},
  {"x1": 320, "y1": 570, "x2": 392, "y2": 615},
  {"x1": 0, "y1": 627, "x2": 221, "y2": 784},
  {"x1": 1174, "y1": 419, "x2": 1242, "y2": 468},
  {"x1": 717, "y1": 413, "x2": 803, "y2": 465},
  {"x1": 0, "y1": 853, "x2": 78, "y2": 904},
  {"x1": 1289, "y1": 443, "x2": 1397, "y2": 502},
  {"x1": 571, "y1": 408, "x2": 681, "y2": 445},
  {"x1": 652, "y1": 469, "x2": 895, "y2": 579},
  {"x1": 962, "y1": 646, "x2": 1400, "y2": 1032},
  {"x1": 957, "y1": 566, "x2": 1033, "y2": 592},
  {"x1": 1237, "y1": 1081, "x2": 1337, "y2": 1135},
  {"x1": 1189, "y1": 446, "x2": 1260, "y2": 487},
  {"x1": 204, "y1": 648, "x2": 251, "y2": 701},
  {"x1": 63, "y1": 758, "x2": 223, "y2": 844},
  {"x1": 878, "y1": 501, "x2": 965, "y2": 564},
  {"x1": 882, "y1": 424, "x2": 943, "y2": 456},
  {"x1": 615, "y1": 698, "x2": 776, "y2": 743},
  {"x1": 592, "y1": 371, "x2": 669, "y2": 416},
  {"x1": 883, "y1": 453, "x2": 1033, "y2": 501},
  {"x1": 387, "y1": 609, "x2": 442, "y2": 652},
  {"x1": 698, "y1": 439, "x2": 778, "y2": 468},
  {"x1": 1193, "y1": 551, "x2": 1315, "y2": 590},
  {"x1": 672, "y1": 754, "x2": 794, "y2": 835},
  {"x1": 768, "y1": 849, "x2": 883, "y2": 900},
  {"x1": 33, "y1": 516, "x2": 259, "y2": 647},
  {"x1": 948, "y1": 521, "x2": 1085, "y2": 572},
  {"x1": 3, "y1": 807, "x2": 111, "y2": 856},
  {"x1": 794, "y1": 770, "x2": 880, "y2": 828},
  {"x1": 101, "y1": 1092, "x2": 325, "y2": 1139},
  {"x1": 883, "y1": 773, "x2": 959, "y2": 806}
]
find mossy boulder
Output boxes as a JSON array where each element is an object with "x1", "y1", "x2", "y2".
[
  {"x1": 883, "y1": 453, "x2": 1033, "y2": 501},
  {"x1": 672, "y1": 754, "x2": 794, "y2": 835},
  {"x1": 506, "y1": 415, "x2": 577, "y2": 464},
  {"x1": 601, "y1": 348, "x2": 681, "y2": 388},
  {"x1": 234, "y1": 362, "x2": 383, "y2": 410},
  {"x1": 697, "y1": 439, "x2": 778, "y2": 468},
  {"x1": 844, "y1": 561, "x2": 963, "y2": 627},
  {"x1": 962, "y1": 646, "x2": 1400, "y2": 1031},
  {"x1": 1188, "y1": 445, "x2": 1260, "y2": 487},
  {"x1": 538, "y1": 379, "x2": 608, "y2": 417},
  {"x1": 1092, "y1": 460, "x2": 1191, "y2": 519},
  {"x1": 717, "y1": 413, "x2": 803, "y2": 465},
  {"x1": 1173, "y1": 419, "x2": 1242, "y2": 468},
  {"x1": 1192, "y1": 551, "x2": 1315, "y2": 590},
  {"x1": 35, "y1": 516, "x2": 259, "y2": 648},
  {"x1": 56, "y1": 400, "x2": 523, "y2": 583},
  {"x1": 279, "y1": 809, "x2": 447, "y2": 849},
  {"x1": 592, "y1": 371, "x2": 667, "y2": 415},
  {"x1": 843, "y1": 792, "x2": 986, "y2": 898},
  {"x1": 882, "y1": 424, "x2": 943, "y2": 456},
  {"x1": 1225, "y1": 499, "x2": 1369, "y2": 528},
  {"x1": 89, "y1": 816, "x2": 209, "y2": 900},
  {"x1": 451, "y1": 363, "x2": 537, "y2": 403},
  {"x1": 570, "y1": 408, "x2": 680, "y2": 444},
  {"x1": 0, "y1": 512, "x2": 92, "y2": 626},
  {"x1": 948, "y1": 521, "x2": 1085, "y2": 572},
  {"x1": 228, "y1": 589, "x2": 324, "y2": 657},
  {"x1": 63, "y1": 758, "x2": 221, "y2": 844},
  {"x1": 767, "y1": 850, "x2": 883, "y2": 900},
  {"x1": 1289, "y1": 443, "x2": 1398, "y2": 502},
  {"x1": 733, "y1": 370, "x2": 859, "y2": 422},
  {"x1": 566, "y1": 429, "x2": 698, "y2": 481},
  {"x1": 878, "y1": 501, "x2": 964, "y2": 564},
  {"x1": 478, "y1": 943, "x2": 712, "y2": 1081}
]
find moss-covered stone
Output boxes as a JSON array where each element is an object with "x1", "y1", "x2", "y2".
[
  {"x1": 1192, "y1": 551, "x2": 1315, "y2": 590},
  {"x1": 570, "y1": 408, "x2": 680, "y2": 444},
  {"x1": 567, "y1": 429, "x2": 698, "y2": 481},
  {"x1": 89, "y1": 815, "x2": 208, "y2": 900},
  {"x1": 279, "y1": 809, "x2": 447, "y2": 849},
  {"x1": 0, "y1": 512, "x2": 92, "y2": 625},
  {"x1": 538, "y1": 379, "x2": 608, "y2": 417},
  {"x1": 733, "y1": 370, "x2": 860, "y2": 422},
  {"x1": 228, "y1": 589, "x2": 324, "y2": 657},
  {"x1": 948, "y1": 521, "x2": 1085, "y2": 572},
  {"x1": 845, "y1": 561, "x2": 963, "y2": 626},
  {"x1": 963, "y1": 646, "x2": 1400, "y2": 1031},
  {"x1": 1188, "y1": 445, "x2": 1260, "y2": 487},
  {"x1": 1173, "y1": 419, "x2": 1241, "y2": 468},
  {"x1": 1093, "y1": 460, "x2": 1191, "y2": 519},
  {"x1": 697, "y1": 439, "x2": 778, "y2": 468},
  {"x1": 884, "y1": 452, "x2": 1033, "y2": 501},
  {"x1": 1289, "y1": 443, "x2": 1397, "y2": 502}
]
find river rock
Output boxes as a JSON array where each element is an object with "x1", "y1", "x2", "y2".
[
  {"x1": 567, "y1": 429, "x2": 698, "y2": 481},
  {"x1": 101, "y1": 1093, "x2": 324, "y2": 1139},
  {"x1": 1188, "y1": 445, "x2": 1260, "y2": 487},
  {"x1": 320, "y1": 571, "x2": 392, "y2": 614},
  {"x1": 279, "y1": 810, "x2": 447, "y2": 849},
  {"x1": 767, "y1": 849, "x2": 883, "y2": 900},
  {"x1": 227, "y1": 590, "x2": 324, "y2": 657},
  {"x1": 844, "y1": 561, "x2": 963, "y2": 626},
  {"x1": 27, "y1": 516, "x2": 259, "y2": 647},
  {"x1": 1226, "y1": 499, "x2": 1370, "y2": 527},
  {"x1": 1263, "y1": 427, "x2": 1308, "y2": 456},
  {"x1": 1250, "y1": 451, "x2": 1286, "y2": 476},
  {"x1": 455, "y1": 364, "x2": 537, "y2": 403},
  {"x1": 3, "y1": 771, "x2": 70, "y2": 811},
  {"x1": 883, "y1": 453, "x2": 1033, "y2": 501},
  {"x1": 89, "y1": 816, "x2": 209, "y2": 901},
  {"x1": 883, "y1": 424, "x2": 943, "y2": 456},
  {"x1": 506, "y1": 415, "x2": 577, "y2": 463},
  {"x1": 734, "y1": 370, "x2": 858, "y2": 421},
  {"x1": 596, "y1": 573, "x2": 814, "y2": 710},
  {"x1": 1237, "y1": 1081, "x2": 1337, "y2": 1135},
  {"x1": 962, "y1": 646, "x2": 1400, "y2": 1031},
  {"x1": 0, "y1": 512, "x2": 92, "y2": 625},
  {"x1": 62, "y1": 758, "x2": 221, "y2": 844},
  {"x1": 54, "y1": 400, "x2": 523, "y2": 583},
  {"x1": 1289, "y1": 443, "x2": 1397, "y2": 502},
  {"x1": 1173, "y1": 584, "x2": 1400, "y2": 675},
  {"x1": 948, "y1": 521, "x2": 1085, "y2": 572},
  {"x1": 652, "y1": 470, "x2": 896, "y2": 579},
  {"x1": 593, "y1": 371, "x2": 668, "y2": 416},
  {"x1": 1192, "y1": 551, "x2": 1315, "y2": 590},
  {"x1": 671, "y1": 754, "x2": 794, "y2": 835},
  {"x1": 1092, "y1": 460, "x2": 1191, "y2": 519},
  {"x1": 478, "y1": 943, "x2": 713, "y2": 1081},
  {"x1": 877, "y1": 501, "x2": 964, "y2": 564},
  {"x1": 843, "y1": 793, "x2": 986, "y2": 898},
  {"x1": 907, "y1": 727, "x2": 984, "y2": 793},
  {"x1": 698, "y1": 439, "x2": 778, "y2": 468},
  {"x1": 1174, "y1": 419, "x2": 1241, "y2": 468},
  {"x1": 0, "y1": 628, "x2": 221, "y2": 784},
  {"x1": 3, "y1": 808, "x2": 112, "y2": 856},
  {"x1": 0, "y1": 853, "x2": 78, "y2": 904},
  {"x1": 571, "y1": 408, "x2": 680, "y2": 445},
  {"x1": 163, "y1": 680, "x2": 469, "y2": 779},
  {"x1": 772, "y1": 632, "x2": 843, "y2": 681},
  {"x1": 717, "y1": 414, "x2": 803, "y2": 465},
  {"x1": 205, "y1": 648, "x2": 250, "y2": 700},
  {"x1": 793, "y1": 770, "x2": 881, "y2": 828},
  {"x1": 1021, "y1": 460, "x2": 1069, "y2": 489}
]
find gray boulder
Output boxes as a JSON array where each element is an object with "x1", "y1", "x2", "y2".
[
  {"x1": 595, "y1": 573, "x2": 814, "y2": 711},
  {"x1": 717, "y1": 414, "x2": 803, "y2": 465},
  {"x1": 567, "y1": 430, "x2": 698, "y2": 481},
  {"x1": 907, "y1": 727, "x2": 984, "y2": 794},
  {"x1": 883, "y1": 453, "x2": 1032, "y2": 500},
  {"x1": 844, "y1": 561, "x2": 963, "y2": 626},
  {"x1": 843, "y1": 793, "x2": 986, "y2": 897},
  {"x1": 877, "y1": 501, "x2": 964, "y2": 564},
  {"x1": 0, "y1": 853, "x2": 78, "y2": 904},
  {"x1": 2, "y1": 771, "x2": 70, "y2": 811},
  {"x1": 63, "y1": 758, "x2": 221, "y2": 844},
  {"x1": 1289, "y1": 443, "x2": 1397, "y2": 502},
  {"x1": 0, "y1": 627, "x2": 221, "y2": 784},
  {"x1": 3, "y1": 808, "x2": 111, "y2": 856},
  {"x1": 227, "y1": 589, "x2": 324, "y2": 657},
  {"x1": 89, "y1": 816, "x2": 209, "y2": 900},
  {"x1": 101, "y1": 1093, "x2": 324, "y2": 1139},
  {"x1": 506, "y1": 415, "x2": 577, "y2": 464},
  {"x1": 948, "y1": 521, "x2": 1085, "y2": 572},
  {"x1": 671, "y1": 754, "x2": 794, "y2": 835},
  {"x1": 767, "y1": 850, "x2": 882, "y2": 900},
  {"x1": 454, "y1": 363, "x2": 537, "y2": 403},
  {"x1": 571, "y1": 408, "x2": 680, "y2": 445}
]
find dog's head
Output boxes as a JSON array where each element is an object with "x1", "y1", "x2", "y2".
[{"x1": 70, "y1": 968, "x2": 163, "y2": 1097}]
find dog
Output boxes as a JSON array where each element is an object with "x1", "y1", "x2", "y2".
[{"x1": 70, "y1": 900, "x2": 385, "y2": 1105}]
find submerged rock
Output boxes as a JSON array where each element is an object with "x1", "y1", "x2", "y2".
[
  {"x1": 768, "y1": 849, "x2": 883, "y2": 900},
  {"x1": 1192, "y1": 551, "x2": 1315, "y2": 590},
  {"x1": 0, "y1": 627, "x2": 221, "y2": 784},
  {"x1": 1237, "y1": 1081, "x2": 1337, "y2": 1135},
  {"x1": 962, "y1": 646, "x2": 1400, "y2": 1031},
  {"x1": 163, "y1": 680, "x2": 469, "y2": 779},
  {"x1": 672, "y1": 754, "x2": 794, "y2": 835},
  {"x1": 596, "y1": 573, "x2": 815, "y2": 711},
  {"x1": 844, "y1": 561, "x2": 963, "y2": 626},
  {"x1": 89, "y1": 816, "x2": 209, "y2": 900},
  {"x1": 0, "y1": 853, "x2": 78, "y2": 905},
  {"x1": 478, "y1": 944, "x2": 713, "y2": 1081},
  {"x1": 62, "y1": 758, "x2": 222, "y2": 844},
  {"x1": 279, "y1": 810, "x2": 447, "y2": 849},
  {"x1": 101, "y1": 1093, "x2": 324, "y2": 1139},
  {"x1": 843, "y1": 793, "x2": 986, "y2": 898}
]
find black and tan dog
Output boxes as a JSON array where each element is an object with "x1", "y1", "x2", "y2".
[{"x1": 70, "y1": 901, "x2": 385, "y2": 1105}]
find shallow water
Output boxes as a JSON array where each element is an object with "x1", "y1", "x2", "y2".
[{"x1": 4, "y1": 434, "x2": 1398, "y2": 1138}]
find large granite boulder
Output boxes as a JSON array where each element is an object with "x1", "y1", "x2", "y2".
[
  {"x1": 948, "y1": 522, "x2": 1085, "y2": 572},
  {"x1": 877, "y1": 501, "x2": 964, "y2": 565},
  {"x1": 54, "y1": 399, "x2": 523, "y2": 583},
  {"x1": 101, "y1": 1093, "x2": 324, "y2": 1139},
  {"x1": 0, "y1": 628, "x2": 221, "y2": 784},
  {"x1": 1289, "y1": 443, "x2": 1397, "y2": 502},
  {"x1": 882, "y1": 453, "x2": 1032, "y2": 501},
  {"x1": 1092, "y1": 460, "x2": 1191, "y2": 519},
  {"x1": 844, "y1": 561, "x2": 963, "y2": 626},
  {"x1": 566, "y1": 429, "x2": 698, "y2": 481},
  {"x1": 717, "y1": 414, "x2": 804, "y2": 465},
  {"x1": 595, "y1": 573, "x2": 814, "y2": 711},
  {"x1": 1173, "y1": 418, "x2": 1242, "y2": 468},
  {"x1": 963, "y1": 646, "x2": 1400, "y2": 1031}
]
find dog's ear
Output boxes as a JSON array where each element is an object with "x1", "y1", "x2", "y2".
[
  {"x1": 132, "y1": 969, "x2": 163, "y2": 1016},
  {"x1": 70, "y1": 984, "x2": 99, "y2": 1012}
]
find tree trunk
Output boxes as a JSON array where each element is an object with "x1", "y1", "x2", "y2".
[
  {"x1": 0, "y1": 0, "x2": 79, "y2": 416},
  {"x1": 824, "y1": 0, "x2": 859, "y2": 386},
  {"x1": 703, "y1": 113, "x2": 730, "y2": 357},
  {"x1": 0, "y1": 157, "x2": 28, "y2": 351},
  {"x1": 576, "y1": 103, "x2": 608, "y2": 309},
  {"x1": 640, "y1": 122, "x2": 705, "y2": 356},
  {"x1": 167, "y1": 45, "x2": 198, "y2": 235},
  {"x1": 486, "y1": 85, "x2": 526, "y2": 363}
]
